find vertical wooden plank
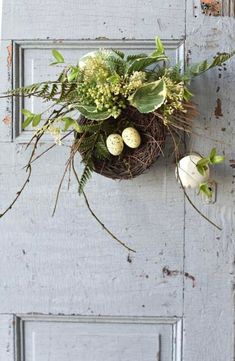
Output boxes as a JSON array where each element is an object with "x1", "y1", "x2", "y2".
[
  {"x1": 0, "y1": 314, "x2": 15, "y2": 361},
  {"x1": 1, "y1": 0, "x2": 185, "y2": 40},
  {"x1": 0, "y1": 40, "x2": 12, "y2": 142},
  {"x1": 184, "y1": 2, "x2": 235, "y2": 360}
]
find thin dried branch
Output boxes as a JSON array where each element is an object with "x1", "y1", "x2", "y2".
[{"x1": 71, "y1": 157, "x2": 136, "y2": 253}]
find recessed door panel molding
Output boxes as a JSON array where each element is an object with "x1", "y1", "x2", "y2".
[
  {"x1": 15, "y1": 315, "x2": 182, "y2": 361},
  {"x1": 12, "y1": 39, "x2": 185, "y2": 142}
]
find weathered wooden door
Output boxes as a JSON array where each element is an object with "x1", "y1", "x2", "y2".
[{"x1": 0, "y1": 1, "x2": 234, "y2": 360}]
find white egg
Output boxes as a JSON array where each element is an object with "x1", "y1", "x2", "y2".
[
  {"x1": 175, "y1": 154, "x2": 210, "y2": 189},
  {"x1": 106, "y1": 134, "x2": 124, "y2": 156},
  {"x1": 122, "y1": 127, "x2": 141, "y2": 149}
]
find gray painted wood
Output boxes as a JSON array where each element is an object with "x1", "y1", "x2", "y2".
[
  {"x1": 0, "y1": 314, "x2": 15, "y2": 361},
  {"x1": 1, "y1": 0, "x2": 185, "y2": 40},
  {"x1": 15, "y1": 315, "x2": 182, "y2": 361},
  {"x1": 0, "y1": 0, "x2": 234, "y2": 360},
  {"x1": 184, "y1": 5, "x2": 235, "y2": 361}
]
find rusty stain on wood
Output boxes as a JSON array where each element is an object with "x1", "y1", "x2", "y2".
[
  {"x1": 2, "y1": 115, "x2": 11, "y2": 125},
  {"x1": 6, "y1": 44, "x2": 12, "y2": 68},
  {"x1": 201, "y1": 0, "x2": 222, "y2": 16},
  {"x1": 214, "y1": 98, "x2": 223, "y2": 118},
  {"x1": 229, "y1": 160, "x2": 235, "y2": 168},
  {"x1": 163, "y1": 267, "x2": 196, "y2": 287}
]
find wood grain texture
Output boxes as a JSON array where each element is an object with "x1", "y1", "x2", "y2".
[
  {"x1": 0, "y1": 40, "x2": 12, "y2": 142},
  {"x1": 1, "y1": 0, "x2": 185, "y2": 40},
  {"x1": 184, "y1": 5, "x2": 235, "y2": 361},
  {"x1": 0, "y1": 142, "x2": 184, "y2": 317},
  {"x1": 0, "y1": 315, "x2": 15, "y2": 361}
]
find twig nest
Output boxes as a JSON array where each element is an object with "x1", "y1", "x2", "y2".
[
  {"x1": 106, "y1": 134, "x2": 124, "y2": 156},
  {"x1": 122, "y1": 127, "x2": 141, "y2": 148},
  {"x1": 176, "y1": 154, "x2": 210, "y2": 188}
]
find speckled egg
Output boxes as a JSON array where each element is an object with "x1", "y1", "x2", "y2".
[
  {"x1": 175, "y1": 154, "x2": 210, "y2": 189},
  {"x1": 106, "y1": 134, "x2": 124, "y2": 156},
  {"x1": 122, "y1": 127, "x2": 141, "y2": 149}
]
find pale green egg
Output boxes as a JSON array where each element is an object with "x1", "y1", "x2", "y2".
[
  {"x1": 122, "y1": 127, "x2": 141, "y2": 149},
  {"x1": 106, "y1": 134, "x2": 124, "y2": 156}
]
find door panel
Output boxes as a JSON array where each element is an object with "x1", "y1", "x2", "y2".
[
  {"x1": 2, "y1": 0, "x2": 185, "y2": 40},
  {"x1": 16, "y1": 316, "x2": 182, "y2": 361},
  {"x1": 0, "y1": 1, "x2": 234, "y2": 361}
]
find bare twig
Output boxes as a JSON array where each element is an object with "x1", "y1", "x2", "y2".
[{"x1": 71, "y1": 158, "x2": 136, "y2": 253}]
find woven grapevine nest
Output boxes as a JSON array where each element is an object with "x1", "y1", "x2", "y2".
[{"x1": 77, "y1": 106, "x2": 166, "y2": 180}]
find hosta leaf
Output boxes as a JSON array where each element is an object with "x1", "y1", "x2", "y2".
[
  {"x1": 128, "y1": 79, "x2": 167, "y2": 113},
  {"x1": 76, "y1": 105, "x2": 114, "y2": 121}
]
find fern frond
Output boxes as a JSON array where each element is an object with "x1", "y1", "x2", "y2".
[
  {"x1": 94, "y1": 134, "x2": 110, "y2": 160},
  {"x1": 78, "y1": 161, "x2": 93, "y2": 194},
  {"x1": 111, "y1": 49, "x2": 125, "y2": 59},
  {"x1": 79, "y1": 133, "x2": 98, "y2": 153},
  {"x1": 126, "y1": 53, "x2": 147, "y2": 62}
]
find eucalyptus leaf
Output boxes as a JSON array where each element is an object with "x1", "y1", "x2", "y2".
[
  {"x1": 155, "y1": 36, "x2": 165, "y2": 55},
  {"x1": 211, "y1": 155, "x2": 225, "y2": 164},
  {"x1": 22, "y1": 115, "x2": 33, "y2": 129},
  {"x1": 62, "y1": 117, "x2": 83, "y2": 133},
  {"x1": 32, "y1": 113, "x2": 42, "y2": 127},
  {"x1": 67, "y1": 67, "x2": 79, "y2": 82},
  {"x1": 50, "y1": 49, "x2": 65, "y2": 65},
  {"x1": 128, "y1": 79, "x2": 167, "y2": 113},
  {"x1": 199, "y1": 183, "x2": 213, "y2": 198}
]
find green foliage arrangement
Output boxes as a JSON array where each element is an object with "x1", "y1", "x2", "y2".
[{"x1": 0, "y1": 37, "x2": 234, "y2": 251}]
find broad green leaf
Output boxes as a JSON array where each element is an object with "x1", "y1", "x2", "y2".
[
  {"x1": 212, "y1": 155, "x2": 225, "y2": 164},
  {"x1": 196, "y1": 164, "x2": 208, "y2": 176},
  {"x1": 196, "y1": 158, "x2": 209, "y2": 175},
  {"x1": 155, "y1": 36, "x2": 164, "y2": 55},
  {"x1": 199, "y1": 183, "x2": 213, "y2": 198},
  {"x1": 67, "y1": 67, "x2": 79, "y2": 82},
  {"x1": 196, "y1": 158, "x2": 209, "y2": 167},
  {"x1": 61, "y1": 117, "x2": 82, "y2": 132},
  {"x1": 51, "y1": 49, "x2": 64, "y2": 65},
  {"x1": 22, "y1": 109, "x2": 32, "y2": 117},
  {"x1": 209, "y1": 147, "x2": 217, "y2": 162},
  {"x1": 128, "y1": 54, "x2": 168, "y2": 73},
  {"x1": 22, "y1": 115, "x2": 33, "y2": 129},
  {"x1": 75, "y1": 105, "x2": 114, "y2": 121},
  {"x1": 183, "y1": 87, "x2": 193, "y2": 101},
  {"x1": 107, "y1": 73, "x2": 120, "y2": 84},
  {"x1": 128, "y1": 79, "x2": 167, "y2": 113},
  {"x1": 32, "y1": 114, "x2": 42, "y2": 127}
]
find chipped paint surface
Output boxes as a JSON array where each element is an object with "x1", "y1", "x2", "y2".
[
  {"x1": 201, "y1": 0, "x2": 222, "y2": 16},
  {"x1": 0, "y1": 1, "x2": 234, "y2": 360},
  {"x1": 2, "y1": 115, "x2": 11, "y2": 125},
  {"x1": 6, "y1": 44, "x2": 12, "y2": 68},
  {"x1": 214, "y1": 98, "x2": 223, "y2": 117}
]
